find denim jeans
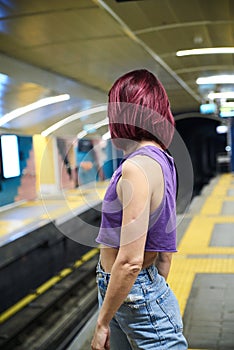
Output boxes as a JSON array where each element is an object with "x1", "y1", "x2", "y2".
[{"x1": 96, "y1": 262, "x2": 188, "y2": 350}]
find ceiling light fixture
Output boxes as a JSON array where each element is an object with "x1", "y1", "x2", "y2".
[
  {"x1": 0, "y1": 72, "x2": 9, "y2": 84},
  {"x1": 196, "y1": 75, "x2": 234, "y2": 85},
  {"x1": 77, "y1": 118, "x2": 108, "y2": 139},
  {"x1": 219, "y1": 101, "x2": 234, "y2": 117},
  {"x1": 0, "y1": 94, "x2": 70, "y2": 127},
  {"x1": 102, "y1": 130, "x2": 111, "y2": 141},
  {"x1": 95, "y1": 0, "x2": 201, "y2": 103},
  {"x1": 216, "y1": 125, "x2": 228, "y2": 134},
  {"x1": 176, "y1": 47, "x2": 234, "y2": 56},
  {"x1": 42, "y1": 105, "x2": 107, "y2": 137},
  {"x1": 208, "y1": 92, "x2": 234, "y2": 100},
  {"x1": 221, "y1": 102, "x2": 234, "y2": 108}
]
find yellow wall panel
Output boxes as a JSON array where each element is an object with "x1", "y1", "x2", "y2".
[{"x1": 33, "y1": 135, "x2": 56, "y2": 193}]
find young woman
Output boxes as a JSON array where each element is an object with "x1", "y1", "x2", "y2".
[{"x1": 91, "y1": 69, "x2": 188, "y2": 350}]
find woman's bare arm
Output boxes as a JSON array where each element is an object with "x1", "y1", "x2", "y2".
[
  {"x1": 96, "y1": 158, "x2": 151, "y2": 327},
  {"x1": 155, "y1": 252, "x2": 172, "y2": 280}
]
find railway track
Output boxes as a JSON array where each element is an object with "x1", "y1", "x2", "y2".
[{"x1": 0, "y1": 253, "x2": 99, "y2": 350}]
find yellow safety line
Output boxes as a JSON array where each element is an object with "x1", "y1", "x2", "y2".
[
  {"x1": 1, "y1": 173, "x2": 233, "y2": 350},
  {"x1": 168, "y1": 173, "x2": 234, "y2": 321},
  {"x1": 169, "y1": 256, "x2": 234, "y2": 315},
  {"x1": 0, "y1": 247, "x2": 99, "y2": 324},
  {"x1": 73, "y1": 247, "x2": 99, "y2": 268}
]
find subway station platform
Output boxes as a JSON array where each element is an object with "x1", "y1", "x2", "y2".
[
  {"x1": 0, "y1": 181, "x2": 108, "y2": 349},
  {"x1": 0, "y1": 181, "x2": 108, "y2": 247},
  {"x1": 0, "y1": 174, "x2": 234, "y2": 349},
  {"x1": 67, "y1": 173, "x2": 234, "y2": 350}
]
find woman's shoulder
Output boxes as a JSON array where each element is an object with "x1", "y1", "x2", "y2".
[{"x1": 122, "y1": 155, "x2": 163, "y2": 185}]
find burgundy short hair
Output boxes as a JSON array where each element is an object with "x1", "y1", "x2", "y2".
[{"x1": 108, "y1": 69, "x2": 175, "y2": 150}]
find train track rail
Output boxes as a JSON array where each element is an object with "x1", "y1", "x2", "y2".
[{"x1": 0, "y1": 253, "x2": 99, "y2": 350}]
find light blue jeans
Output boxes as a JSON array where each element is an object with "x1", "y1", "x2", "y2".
[{"x1": 96, "y1": 262, "x2": 188, "y2": 350}]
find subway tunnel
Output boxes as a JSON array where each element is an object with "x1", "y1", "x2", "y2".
[{"x1": 0, "y1": 1, "x2": 234, "y2": 349}]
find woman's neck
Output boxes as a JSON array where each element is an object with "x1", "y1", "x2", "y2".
[{"x1": 123, "y1": 140, "x2": 163, "y2": 155}]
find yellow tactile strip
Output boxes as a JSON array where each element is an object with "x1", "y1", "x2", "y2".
[
  {"x1": 167, "y1": 173, "x2": 234, "y2": 350},
  {"x1": 169, "y1": 256, "x2": 234, "y2": 315},
  {"x1": 178, "y1": 215, "x2": 234, "y2": 255},
  {"x1": 1, "y1": 174, "x2": 233, "y2": 349}
]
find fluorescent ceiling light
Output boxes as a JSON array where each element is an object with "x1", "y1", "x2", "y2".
[
  {"x1": 0, "y1": 94, "x2": 70, "y2": 127},
  {"x1": 219, "y1": 101, "x2": 234, "y2": 118},
  {"x1": 41, "y1": 105, "x2": 107, "y2": 137},
  {"x1": 221, "y1": 102, "x2": 234, "y2": 107},
  {"x1": 102, "y1": 130, "x2": 111, "y2": 141},
  {"x1": 176, "y1": 47, "x2": 234, "y2": 56},
  {"x1": 77, "y1": 118, "x2": 108, "y2": 139},
  {"x1": 83, "y1": 124, "x2": 97, "y2": 133},
  {"x1": 216, "y1": 125, "x2": 228, "y2": 134},
  {"x1": 0, "y1": 72, "x2": 9, "y2": 84},
  {"x1": 196, "y1": 75, "x2": 234, "y2": 85},
  {"x1": 208, "y1": 92, "x2": 234, "y2": 100},
  {"x1": 77, "y1": 130, "x2": 88, "y2": 139}
]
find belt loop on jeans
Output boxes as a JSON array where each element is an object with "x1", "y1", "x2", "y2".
[{"x1": 146, "y1": 265, "x2": 155, "y2": 282}]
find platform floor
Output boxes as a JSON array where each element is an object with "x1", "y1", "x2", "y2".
[
  {"x1": 0, "y1": 181, "x2": 108, "y2": 247},
  {"x1": 1, "y1": 175, "x2": 234, "y2": 349},
  {"x1": 67, "y1": 173, "x2": 234, "y2": 350}
]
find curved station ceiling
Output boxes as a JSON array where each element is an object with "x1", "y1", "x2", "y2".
[{"x1": 0, "y1": 0, "x2": 233, "y2": 136}]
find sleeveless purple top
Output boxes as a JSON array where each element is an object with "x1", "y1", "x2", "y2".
[{"x1": 96, "y1": 145, "x2": 177, "y2": 252}]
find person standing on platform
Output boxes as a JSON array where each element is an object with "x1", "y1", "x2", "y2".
[{"x1": 91, "y1": 69, "x2": 188, "y2": 350}]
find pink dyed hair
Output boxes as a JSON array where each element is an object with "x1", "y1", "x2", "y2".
[{"x1": 108, "y1": 69, "x2": 175, "y2": 150}]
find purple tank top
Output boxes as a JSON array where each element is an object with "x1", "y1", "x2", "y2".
[{"x1": 96, "y1": 145, "x2": 177, "y2": 252}]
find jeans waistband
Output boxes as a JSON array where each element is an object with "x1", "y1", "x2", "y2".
[
  {"x1": 142, "y1": 264, "x2": 157, "y2": 282},
  {"x1": 96, "y1": 259, "x2": 158, "y2": 284}
]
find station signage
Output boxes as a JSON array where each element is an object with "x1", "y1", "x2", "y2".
[
  {"x1": 200, "y1": 103, "x2": 217, "y2": 114},
  {"x1": 219, "y1": 103, "x2": 234, "y2": 117}
]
